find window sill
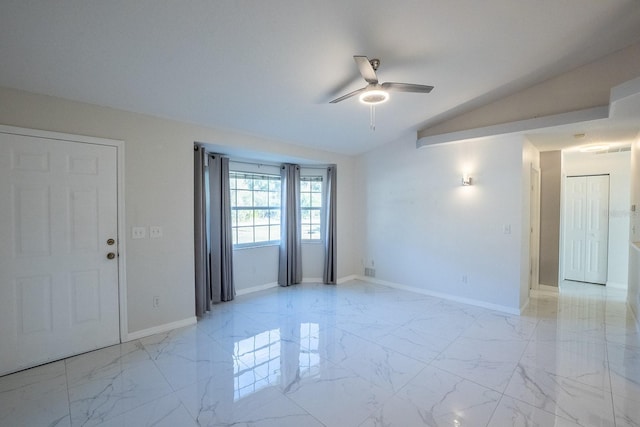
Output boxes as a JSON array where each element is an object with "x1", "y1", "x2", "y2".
[
  {"x1": 302, "y1": 240, "x2": 323, "y2": 245},
  {"x1": 233, "y1": 242, "x2": 280, "y2": 251}
]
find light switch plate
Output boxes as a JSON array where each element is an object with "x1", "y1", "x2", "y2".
[{"x1": 132, "y1": 226, "x2": 146, "y2": 239}]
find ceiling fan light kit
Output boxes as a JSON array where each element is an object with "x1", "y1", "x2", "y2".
[
  {"x1": 359, "y1": 88, "x2": 389, "y2": 105},
  {"x1": 330, "y1": 55, "x2": 434, "y2": 130},
  {"x1": 329, "y1": 56, "x2": 434, "y2": 104}
]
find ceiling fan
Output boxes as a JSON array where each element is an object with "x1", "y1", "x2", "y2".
[{"x1": 329, "y1": 55, "x2": 434, "y2": 104}]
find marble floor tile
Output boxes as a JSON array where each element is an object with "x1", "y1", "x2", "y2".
[
  {"x1": 0, "y1": 279, "x2": 638, "y2": 427},
  {"x1": 0, "y1": 361, "x2": 71, "y2": 427},
  {"x1": 464, "y1": 311, "x2": 539, "y2": 341},
  {"x1": 65, "y1": 340, "x2": 151, "y2": 389},
  {"x1": 68, "y1": 358, "x2": 173, "y2": 426},
  {"x1": 612, "y1": 393, "x2": 640, "y2": 427},
  {"x1": 488, "y1": 395, "x2": 582, "y2": 427},
  {"x1": 284, "y1": 362, "x2": 393, "y2": 426},
  {"x1": 518, "y1": 339, "x2": 610, "y2": 390},
  {"x1": 394, "y1": 365, "x2": 501, "y2": 426},
  {"x1": 504, "y1": 364, "x2": 615, "y2": 427},
  {"x1": 431, "y1": 335, "x2": 528, "y2": 392},
  {"x1": 96, "y1": 392, "x2": 198, "y2": 427},
  {"x1": 375, "y1": 325, "x2": 454, "y2": 364}
]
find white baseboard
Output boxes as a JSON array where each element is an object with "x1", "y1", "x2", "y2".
[
  {"x1": 356, "y1": 275, "x2": 521, "y2": 315},
  {"x1": 236, "y1": 275, "x2": 359, "y2": 295},
  {"x1": 530, "y1": 284, "x2": 560, "y2": 297},
  {"x1": 337, "y1": 274, "x2": 358, "y2": 284},
  {"x1": 606, "y1": 281, "x2": 627, "y2": 290},
  {"x1": 125, "y1": 316, "x2": 197, "y2": 341},
  {"x1": 629, "y1": 301, "x2": 640, "y2": 330},
  {"x1": 236, "y1": 282, "x2": 278, "y2": 296}
]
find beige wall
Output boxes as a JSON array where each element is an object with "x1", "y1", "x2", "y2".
[
  {"x1": 539, "y1": 151, "x2": 562, "y2": 287},
  {"x1": 0, "y1": 86, "x2": 357, "y2": 337},
  {"x1": 355, "y1": 133, "x2": 529, "y2": 313}
]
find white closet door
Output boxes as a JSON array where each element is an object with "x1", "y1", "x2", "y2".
[
  {"x1": 0, "y1": 132, "x2": 120, "y2": 375},
  {"x1": 563, "y1": 175, "x2": 609, "y2": 284},
  {"x1": 584, "y1": 175, "x2": 609, "y2": 284}
]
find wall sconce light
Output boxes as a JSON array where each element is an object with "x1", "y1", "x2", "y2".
[{"x1": 462, "y1": 174, "x2": 472, "y2": 186}]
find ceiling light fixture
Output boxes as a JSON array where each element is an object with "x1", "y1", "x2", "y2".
[
  {"x1": 359, "y1": 87, "x2": 389, "y2": 131},
  {"x1": 579, "y1": 144, "x2": 608, "y2": 153},
  {"x1": 359, "y1": 88, "x2": 389, "y2": 105}
]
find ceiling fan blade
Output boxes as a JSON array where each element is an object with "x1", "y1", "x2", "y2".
[
  {"x1": 381, "y1": 82, "x2": 434, "y2": 93},
  {"x1": 329, "y1": 86, "x2": 368, "y2": 103},
  {"x1": 354, "y1": 56, "x2": 378, "y2": 84}
]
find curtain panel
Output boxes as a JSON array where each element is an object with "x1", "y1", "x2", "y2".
[
  {"x1": 194, "y1": 147, "x2": 235, "y2": 317},
  {"x1": 208, "y1": 154, "x2": 235, "y2": 303},
  {"x1": 323, "y1": 165, "x2": 337, "y2": 284},
  {"x1": 194, "y1": 146, "x2": 211, "y2": 316},
  {"x1": 278, "y1": 163, "x2": 302, "y2": 286}
]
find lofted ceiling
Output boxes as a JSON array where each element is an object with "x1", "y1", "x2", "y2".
[{"x1": 1, "y1": 0, "x2": 640, "y2": 155}]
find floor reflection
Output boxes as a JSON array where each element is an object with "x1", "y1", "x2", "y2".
[{"x1": 233, "y1": 322, "x2": 319, "y2": 400}]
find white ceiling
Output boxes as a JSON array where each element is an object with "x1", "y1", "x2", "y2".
[{"x1": 2, "y1": 0, "x2": 640, "y2": 155}]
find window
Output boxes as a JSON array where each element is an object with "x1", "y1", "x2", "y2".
[
  {"x1": 229, "y1": 172, "x2": 281, "y2": 246},
  {"x1": 300, "y1": 176, "x2": 322, "y2": 240}
]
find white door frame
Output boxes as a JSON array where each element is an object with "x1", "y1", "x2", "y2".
[
  {"x1": 529, "y1": 166, "x2": 541, "y2": 291},
  {"x1": 0, "y1": 124, "x2": 127, "y2": 342}
]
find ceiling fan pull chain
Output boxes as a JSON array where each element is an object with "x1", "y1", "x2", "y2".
[{"x1": 370, "y1": 105, "x2": 376, "y2": 131}]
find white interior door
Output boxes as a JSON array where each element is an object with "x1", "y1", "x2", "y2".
[
  {"x1": 563, "y1": 175, "x2": 609, "y2": 284},
  {"x1": 0, "y1": 132, "x2": 120, "y2": 375},
  {"x1": 584, "y1": 175, "x2": 609, "y2": 283}
]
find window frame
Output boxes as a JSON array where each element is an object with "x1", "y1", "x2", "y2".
[
  {"x1": 229, "y1": 170, "x2": 282, "y2": 249},
  {"x1": 299, "y1": 170, "x2": 325, "y2": 243}
]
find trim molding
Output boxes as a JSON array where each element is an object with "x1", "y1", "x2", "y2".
[
  {"x1": 337, "y1": 274, "x2": 358, "y2": 284},
  {"x1": 416, "y1": 106, "x2": 608, "y2": 148},
  {"x1": 235, "y1": 282, "x2": 278, "y2": 296},
  {"x1": 125, "y1": 316, "x2": 197, "y2": 341},
  {"x1": 356, "y1": 275, "x2": 521, "y2": 315},
  {"x1": 606, "y1": 281, "x2": 627, "y2": 290},
  {"x1": 530, "y1": 284, "x2": 560, "y2": 297}
]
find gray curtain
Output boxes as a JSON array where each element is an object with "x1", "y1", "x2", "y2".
[
  {"x1": 208, "y1": 154, "x2": 235, "y2": 303},
  {"x1": 194, "y1": 146, "x2": 211, "y2": 316},
  {"x1": 194, "y1": 147, "x2": 234, "y2": 317},
  {"x1": 323, "y1": 165, "x2": 337, "y2": 284},
  {"x1": 278, "y1": 164, "x2": 302, "y2": 286}
]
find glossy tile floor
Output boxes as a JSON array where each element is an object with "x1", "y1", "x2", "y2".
[{"x1": 1, "y1": 280, "x2": 640, "y2": 427}]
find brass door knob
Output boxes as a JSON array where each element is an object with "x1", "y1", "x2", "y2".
[{"x1": 107, "y1": 252, "x2": 116, "y2": 260}]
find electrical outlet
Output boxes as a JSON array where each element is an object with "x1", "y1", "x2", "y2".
[
  {"x1": 503, "y1": 224, "x2": 511, "y2": 235},
  {"x1": 132, "y1": 226, "x2": 146, "y2": 239},
  {"x1": 462, "y1": 275, "x2": 468, "y2": 284},
  {"x1": 150, "y1": 226, "x2": 163, "y2": 238},
  {"x1": 153, "y1": 296, "x2": 160, "y2": 308}
]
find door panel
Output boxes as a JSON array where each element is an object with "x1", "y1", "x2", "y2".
[
  {"x1": 584, "y1": 175, "x2": 609, "y2": 283},
  {"x1": 0, "y1": 132, "x2": 120, "y2": 375},
  {"x1": 564, "y1": 178, "x2": 586, "y2": 281},
  {"x1": 563, "y1": 175, "x2": 609, "y2": 284}
]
